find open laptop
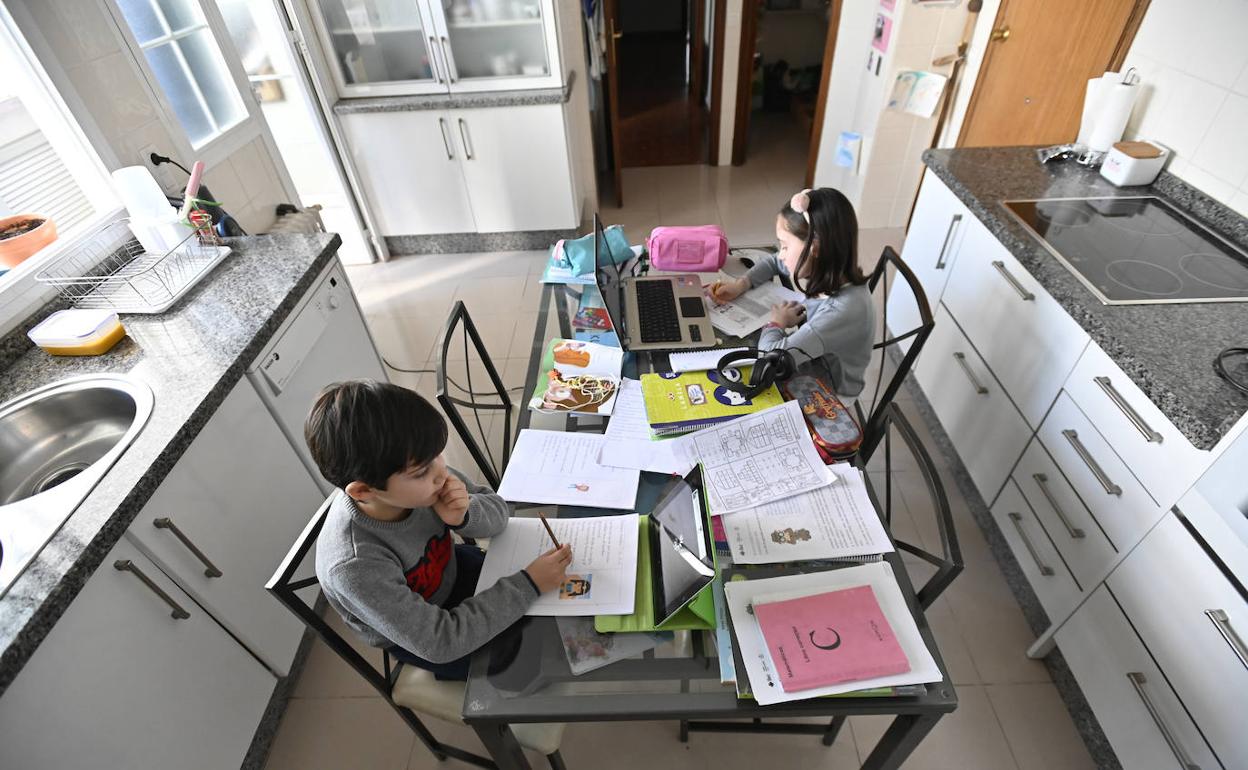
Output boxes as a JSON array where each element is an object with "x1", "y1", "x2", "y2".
[{"x1": 593, "y1": 215, "x2": 716, "y2": 351}]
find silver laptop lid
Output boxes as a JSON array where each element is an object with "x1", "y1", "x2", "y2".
[{"x1": 593, "y1": 214, "x2": 628, "y2": 343}]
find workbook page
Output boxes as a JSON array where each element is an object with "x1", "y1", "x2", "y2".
[{"x1": 497, "y1": 430, "x2": 640, "y2": 509}]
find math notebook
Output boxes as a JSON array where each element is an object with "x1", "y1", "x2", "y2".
[
  {"x1": 752, "y1": 585, "x2": 910, "y2": 692},
  {"x1": 640, "y1": 370, "x2": 783, "y2": 435}
]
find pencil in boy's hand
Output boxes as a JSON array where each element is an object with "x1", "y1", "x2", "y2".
[{"x1": 538, "y1": 514, "x2": 561, "y2": 549}]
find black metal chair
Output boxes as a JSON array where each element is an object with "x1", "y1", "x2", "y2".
[
  {"x1": 266, "y1": 498, "x2": 568, "y2": 769},
  {"x1": 436, "y1": 300, "x2": 514, "y2": 490}
]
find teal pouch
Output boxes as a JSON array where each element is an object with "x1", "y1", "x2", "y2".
[{"x1": 558, "y1": 224, "x2": 633, "y2": 276}]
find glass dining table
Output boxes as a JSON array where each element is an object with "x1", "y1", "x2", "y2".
[{"x1": 462, "y1": 281, "x2": 957, "y2": 769}]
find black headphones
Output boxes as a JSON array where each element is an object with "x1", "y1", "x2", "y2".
[{"x1": 716, "y1": 348, "x2": 799, "y2": 400}]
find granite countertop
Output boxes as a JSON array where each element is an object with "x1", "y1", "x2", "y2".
[
  {"x1": 0, "y1": 233, "x2": 341, "y2": 695},
  {"x1": 333, "y1": 72, "x2": 574, "y2": 115},
  {"x1": 922, "y1": 146, "x2": 1248, "y2": 451}
]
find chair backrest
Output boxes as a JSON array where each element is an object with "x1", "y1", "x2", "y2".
[
  {"x1": 858, "y1": 246, "x2": 935, "y2": 463},
  {"x1": 435, "y1": 301, "x2": 514, "y2": 489}
]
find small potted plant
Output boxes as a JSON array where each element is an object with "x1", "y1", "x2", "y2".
[{"x1": 0, "y1": 214, "x2": 57, "y2": 269}]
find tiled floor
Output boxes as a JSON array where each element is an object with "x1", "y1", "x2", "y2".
[{"x1": 261, "y1": 166, "x2": 1097, "y2": 768}]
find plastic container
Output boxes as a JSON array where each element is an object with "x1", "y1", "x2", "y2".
[
  {"x1": 111, "y1": 166, "x2": 193, "y2": 254},
  {"x1": 1100, "y1": 141, "x2": 1169, "y2": 187},
  {"x1": 28, "y1": 309, "x2": 127, "y2": 356}
]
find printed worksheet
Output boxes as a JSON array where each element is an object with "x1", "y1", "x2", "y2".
[
  {"x1": 720, "y1": 465, "x2": 894, "y2": 564},
  {"x1": 475, "y1": 514, "x2": 640, "y2": 616},
  {"x1": 497, "y1": 430, "x2": 640, "y2": 509},
  {"x1": 690, "y1": 400, "x2": 835, "y2": 514},
  {"x1": 596, "y1": 379, "x2": 698, "y2": 475},
  {"x1": 707, "y1": 281, "x2": 804, "y2": 337}
]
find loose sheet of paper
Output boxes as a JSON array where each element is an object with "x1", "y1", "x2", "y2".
[
  {"x1": 668, "y1": 348, "x2": 750, "y2": 373},
  {"x1": 476, "y1": 514, "x2": 639, "y2": 616},
  {"x1": 498, "y1": 430, "x2": 640, "y2": 509},
  {"x1": 690, "y1": 400, "x2": 835, "y2": 514},
  {"x1": 723, "y1": 562, "x2": 942, "y2": 704},
  {"x1": 596, "y1": 379, "x2": 698, "y2": 475},
  {"x1": 707, "y1": 281, "x2": 804, "y2": 337},
  {"x1": 719, "y1": 465, "x2": 894, "y2": 564}
]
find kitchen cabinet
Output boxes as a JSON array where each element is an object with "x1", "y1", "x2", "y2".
[
  {"x1": 125, "y1": 379, "x2": 325, "y2": 676},
  {"x1": 991, "y1": 479, "x2": 1084, "y2": 619},
  {"x1": 307, "y1": 0, "x2": 562, "y2": 98},
  {"x1": 0, "y1": 538, "x2": 273, "y2": 770}
]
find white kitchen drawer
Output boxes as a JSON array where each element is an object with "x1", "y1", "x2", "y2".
[
  {"x1": 1056, "y1": 586, "x2": 1220, "y2": 770},
  {"x1": 1109, "y1": 512, "x2": 1248, "y2": 767},
  {"x1": 915, "y1": 305, "x2": 1031, "y2": 503},
  {"x1": 941, "y1": 215, "x2": 1089, "y2": 428},
  {"x1": 1063, "y1": 341, "x2": 1208, "y2": 509},
  {"x1": 1039, "y1": 392, "x2": 1163, "y2": 553},
  {"x1": 991, "y1": 478, "x2": 1083, "y2": 619},
  {"x1": 1013, "y1": 439, "x2": 1118, "y2": 589}
]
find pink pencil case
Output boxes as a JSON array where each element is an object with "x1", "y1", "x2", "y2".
[{"x1": 646, "y1": 225, "x2": 728, "y2": 272}]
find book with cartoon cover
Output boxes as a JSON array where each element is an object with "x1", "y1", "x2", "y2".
[
  {"x1": 528, "y1": 338, "x2": 623, "y2": 415},
  {"x1": 639, "y1": 370, "x2": 784, "y2": 435}
]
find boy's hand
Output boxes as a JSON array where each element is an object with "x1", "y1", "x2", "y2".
[
  {"x1": 770, "y1": 300, "x2": 806, "y2": 328},
  {"x1": 708, "y1": 276, "x2": 749, "y2": 305},
  {"x1": 524, "y1": 544, "x2": 573, "y2": 594},
  {"x1": 432, "y1": 475, "x2": 470, "y2": 527}
]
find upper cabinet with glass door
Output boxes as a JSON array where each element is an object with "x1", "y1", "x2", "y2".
[{"x1": 308, "y1": 0, "x2": 561, "y2": 98}]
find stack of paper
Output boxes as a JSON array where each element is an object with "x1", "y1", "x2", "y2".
[
  {"x1": 668, "y1": 348, "x2": 749, "y2": 373},
  {"x1": 596, "y1": 379, "x2": 698, "y2": 475},
  {"x1": 498, "y1": 430, "x2": 640, "y2": 509}
]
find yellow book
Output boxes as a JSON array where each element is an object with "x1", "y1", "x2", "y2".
[{"x1": 640, "y1": 369, "x2": 784, "y2": 435}]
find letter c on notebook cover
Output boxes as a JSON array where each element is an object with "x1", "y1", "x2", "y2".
[{"x1": 809, "y1": 627, "x2": 842, "y2": 651}]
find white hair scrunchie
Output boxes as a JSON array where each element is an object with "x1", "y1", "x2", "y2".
[{"x1": 790, "y1": 188, "x2": 813, "y2": 223}]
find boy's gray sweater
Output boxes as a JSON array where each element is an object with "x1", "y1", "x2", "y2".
[{"x1": 316, "y1": 469, "x2": 537, "y2": 663}]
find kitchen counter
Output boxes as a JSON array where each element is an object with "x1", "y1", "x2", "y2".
[
  {"x1": 332, "y1": 74, "x2": 574, "y2": 115},
  {"x1": 0, "y1": 233, "x2": 340, "y2": 696},
  {"x1": 922, "y1": 146, "x2": 1248, "y2": 451}
]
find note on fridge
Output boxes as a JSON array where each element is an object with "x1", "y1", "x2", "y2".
[
  {"x1": 596, "y1": 379, "x2": 697, "y2": 475},
  {"x1": 476, "y1": 514, "x2": 640, "y2": 616},
  {"x1": 497, "y1": 430, "x2": 640, "y2": 509},
  {"x1": 707, "y1": 281, "x2": 804, "y2": 337},
  {"x1": 719, "y1": 465, "x2": 893, "y2": 564}
]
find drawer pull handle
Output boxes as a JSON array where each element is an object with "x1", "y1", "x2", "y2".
[
  {"x1": 953, "y1": 352, "x2": 988, "y2": 394},
  {"x1": 440, "y1": 37, "x2": 456, "y2": 83},
  {"x1": 1126, "y1": 672, "x2": 1201, "y2": 770},
  {"x1": 427, "y1": 36, "x2": 443, "y2": 83},
  {"x1": 114, "y1": 560, "x2": 190, "y2": 620},
  {"x1": 438, "y1": 118, "x2": 454, "y2": 160},
  {"x1": 935, "y1": 214, "x2": 961, "y2": 270},
  {"x1": 1094, "y1": 376, "x2": 1163, "y2": 444},
  {"x1": 1031, "y1": 473, "x2": 1085, "y2": 539},
  {"x1": 991, "y1": 260, "x2": 1035, "y2": 301},
  {"x1": 153, "y1": 518, "x2": 223, "y2": 578},
  {"x1": 1061, "y1": 429, "x2": 1122, "y2": 496},
  {"x1": 1008, "y1": 512, "x2": 1054, "y2": 576},
  {"x1": 458, "y1": 118, "x2": 474, "y2": 160},
  {"x1": 1205, "y1": 609, "x2": 1248, "y2": 671}
]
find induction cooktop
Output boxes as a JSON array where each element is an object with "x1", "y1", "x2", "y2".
[{"x1": 1001, "y1": 196, "x2": 1248, "y2": 305}]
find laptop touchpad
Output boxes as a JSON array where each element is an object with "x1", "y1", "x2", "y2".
[{"x1": 679, "y1": 296, "x2": 706, "y2": 317}]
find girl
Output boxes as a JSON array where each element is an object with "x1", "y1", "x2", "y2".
[{"x1": 710, "y1": 187, "x2": 874, "y2": 399}]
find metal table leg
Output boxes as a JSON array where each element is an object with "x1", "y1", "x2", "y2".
[
  {"x1": 860, "y1": 712, "x2": 943, "y2": 770},
  {"x1": 471, "y1": 720, "x2": 534, "y2": 770}
]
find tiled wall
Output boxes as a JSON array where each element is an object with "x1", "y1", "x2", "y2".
[{"x1": 1119, "y1": 0, "x2": 1248, "y2": 217}]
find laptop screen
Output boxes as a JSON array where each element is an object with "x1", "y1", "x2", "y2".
[
  {"x1": 593, "y1": 214, "x2": 627, "y2": 342},
  {"x1": 651, "y1": 467, "x2": 715, "y2": 623}
]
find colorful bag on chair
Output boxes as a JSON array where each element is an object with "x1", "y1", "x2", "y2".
[
  {"x1": 781, "y1": 374, "x2": 863, "y2": 462},
  {"x1": 557, "y1": 224, "x2": 632, "y2": 277},
  {"x1": 646, "y1": 225, "x2": 728, "y2": 272}
]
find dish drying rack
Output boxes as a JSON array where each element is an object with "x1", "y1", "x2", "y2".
[{"x1": 36, "y1": 219, "x2": 231, "y2": 313}]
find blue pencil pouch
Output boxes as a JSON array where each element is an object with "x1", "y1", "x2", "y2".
[{"x1": 556, "y1": 224, "x2": 632, "y2": 276}]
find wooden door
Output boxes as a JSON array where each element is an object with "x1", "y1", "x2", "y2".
[
  {"x1": 604, "y1": 0, "x2": 625, "y2": 205},
  {"x1": 958, "y1": 0, "x2": 1147, "y2": 147}
]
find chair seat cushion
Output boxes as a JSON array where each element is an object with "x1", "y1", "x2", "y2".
[{"x1": 392, "y1": 666, "x2": 565, "y2": 755}]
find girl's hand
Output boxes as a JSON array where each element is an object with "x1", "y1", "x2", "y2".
[
  {"x1": 708, "y1": 277, "x2": 749, "y2": 304},
  {"x1": 432, "y1": 475, "x2": 470, "y2": 527},
  {"x1": 770, "y1": 301, "x2": 806, "y2": 328}
]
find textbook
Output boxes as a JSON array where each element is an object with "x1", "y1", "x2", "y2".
[
  {"x1": 528, "y1": 338, "x2": 623, "y2": 415},
  {"x1": 639, "y1": 370, "x2": 784, "y2": 435}
]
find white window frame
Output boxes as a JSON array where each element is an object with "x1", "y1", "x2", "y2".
[{"x1": 102, "y1": 0, "x2": 266, "y2": 169}]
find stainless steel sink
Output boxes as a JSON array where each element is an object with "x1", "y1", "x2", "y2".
[{"x1": 0, "y1": 375, "x2": 153, "y2": 596}]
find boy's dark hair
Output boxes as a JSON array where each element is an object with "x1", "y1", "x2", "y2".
[
  {"x1": 304, "y1": 380, "x2": 448, "y2": 491},
  {"x1": 779, "y1": 187, "x2": 867, "y2": 298}
]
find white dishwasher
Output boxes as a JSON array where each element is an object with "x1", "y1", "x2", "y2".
[{"x1": 247, "y1": 261, "x2": 387, "y2": 495}]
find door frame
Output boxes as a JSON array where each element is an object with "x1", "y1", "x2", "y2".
[
  {"x1": 805, "y1": 0, "x2": 841, "y2": 186},
  {"x1": 955, "y1": 0, "x2": 1151, "y2": 147},
  {"x1": 708, "y1": 0, "x2": 727, "y2": 164},
  {"x1": 730, "y1": 0, "x2": 760, "y2": 166}
]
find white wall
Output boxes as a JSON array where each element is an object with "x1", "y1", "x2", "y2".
[
  {"x1": 555, "y1": 0, "x2": 597, "y2": 222},
  {"x1": 1118, "y1": 0, "x2": 1248, "y2": 216}
]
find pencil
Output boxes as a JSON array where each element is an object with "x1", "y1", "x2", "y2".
[{"x1": 538, "y1": 514, "x2": 562, "y2": 549}]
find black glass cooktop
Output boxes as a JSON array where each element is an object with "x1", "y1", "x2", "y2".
[{"x1": 1002, "y1": 196, "x2": 1248, "y2": 305}]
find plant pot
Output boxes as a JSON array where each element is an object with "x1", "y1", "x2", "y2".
[{"x1": 0, "y1": 214, "x2": 57, "y2": 269}]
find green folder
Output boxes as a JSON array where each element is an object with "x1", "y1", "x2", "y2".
[{"x1": 595, "y1": 515, "x2": 717, "y2": 633}]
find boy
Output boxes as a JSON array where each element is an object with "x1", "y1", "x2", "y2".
[{"x1": 304, "y1": 380, "x2": 572, "y2": 680}]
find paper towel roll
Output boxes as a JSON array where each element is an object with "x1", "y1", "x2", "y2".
[{"x1": 1078, "y1": 73, "x2": 1139, "y2": 153}]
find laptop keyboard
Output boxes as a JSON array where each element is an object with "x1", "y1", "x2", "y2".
[{"x1": 636, "y1": 281, "x2": 683, "y2": 343}]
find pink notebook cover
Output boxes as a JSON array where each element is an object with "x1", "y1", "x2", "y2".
[{"x1": 753, "y1": 585, "x2": 910, "y2": 692}]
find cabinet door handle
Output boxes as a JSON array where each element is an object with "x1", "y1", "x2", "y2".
[
  {"x1": 1205, "y1": 609, "x2": 1248, "y2": 671},
  {"x1": 953, "y1": 352, "x2": 988, "y2": 394},
  {"x1": 458, "y1": 118, "x2": 474, "y2": 160},
  {"x1": 1031, "y1": 473, "x2": 1085, "y2": 539},
  {"x1": 991, "y1": 260, "x2": 1035, "y2": 301},
  {"x1": 427, "y1": 36, "x2": 443, "y2": 83},
  {"x1": 1007, "y1": 512, "x2": 1054, "y2": 576},
  {"x1": 935, "y1": 214, "x2": 961, "y2": 270},
  {"x1": 438, "y1": 117, "x2": 454, "y2": 160},
  {"x1": 1094, "y1": 376, "x2": 1163, "y2": 444},
  {"x1": 153, "y1": 517, "x2": 223, "y2": 578},
  {"x1": 1061, "y1": 429, "x2": 1122, "y2": 496},
  {"x1": 1126, "y1": 672, "x2": 1201, "y2": 770},
  {"x1": 114, "y1": 559, "x2": 191, "y2": 620},
  {"x1": 440, "y1": 36, "x2": 456, "y2": 82}
]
